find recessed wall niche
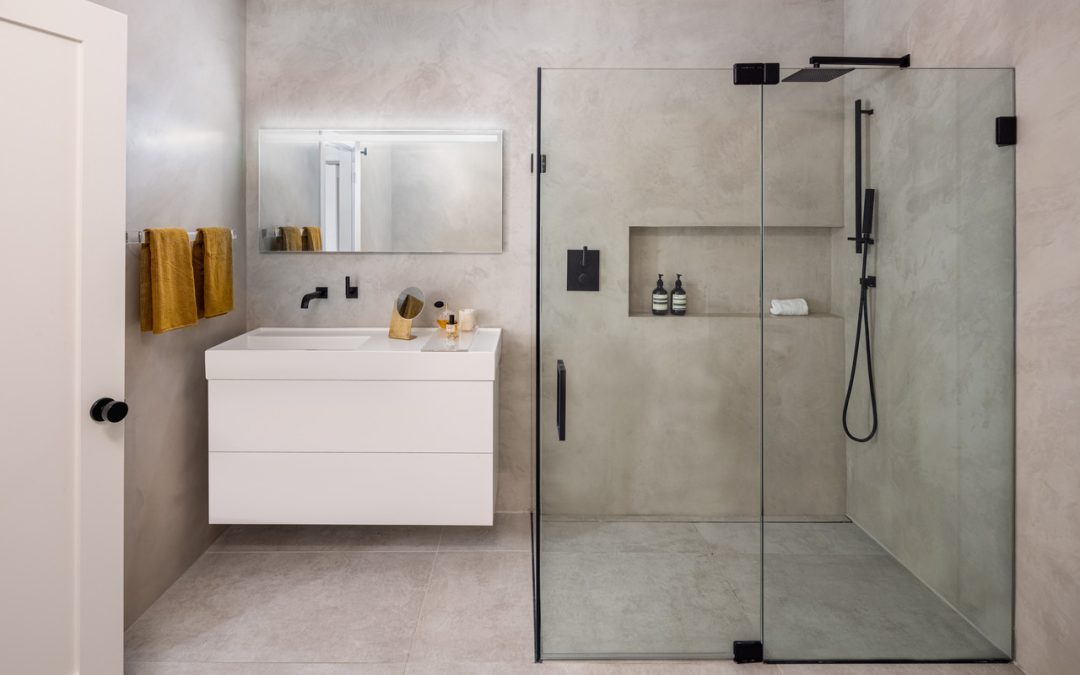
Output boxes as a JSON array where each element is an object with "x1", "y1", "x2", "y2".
[{"x1": 628, "y1": 226, "x2": 834, "y2": 316}]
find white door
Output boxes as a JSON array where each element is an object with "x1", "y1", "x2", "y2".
[
  {"x1": 0, "y1": 1, "x2": 126, "y2": 673},
  {"x1": 320, "y1": 141, "x2": 356, "y2": 251}
]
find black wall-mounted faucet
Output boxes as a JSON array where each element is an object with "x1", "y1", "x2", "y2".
[{"x1": 300, "y1": 287, "x2": 328, "y2": 309}]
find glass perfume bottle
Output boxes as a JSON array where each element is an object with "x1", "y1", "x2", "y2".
[
  {"x1": 434, "y1": 300, "x2": 450, "y2": 330},
  {"x1": 445, "y1": 314, "x2": 459, "y2": 350},
  {"x1": 651, "y1": 274, "x2": 669, "y2": 316}
]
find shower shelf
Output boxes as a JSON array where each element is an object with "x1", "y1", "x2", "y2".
[{"x1": 628, "y1": 311, "x2": 842, "y2": 319}]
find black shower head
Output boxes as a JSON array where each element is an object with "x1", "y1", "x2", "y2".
[{"x1": 782, "y1": 67, "x2": 853, "y2": 82}]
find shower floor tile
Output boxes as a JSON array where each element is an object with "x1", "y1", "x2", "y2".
[{"x1": 538, "y1": 519, "x2": 1007, "y2": 661}]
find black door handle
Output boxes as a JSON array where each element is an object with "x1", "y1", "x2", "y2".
[
  {"x1": 556, "y1": 360, "x2": 566, "y2": 441},
  {"x1": 90, "y1": 397, "x2": 128, "y2": 423}
]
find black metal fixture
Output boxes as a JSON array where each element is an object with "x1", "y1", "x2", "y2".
[
  {"x1": 733, "y1": 63, "x2": 780, "y2": 85},
  {"x1": 555, "y1": 360, "x2": 566, "y2": 441},
  {"x1": 842, "y1": 99, "x2": 879, "y2": 443},
  {"x1": 733, "y1": 640, "x2": 764, "y2": 664},
  {"x1": 996, "y1": 116, "x2": 1018, "y2": 146},
  {"x1": 90, "y1": 397, "x2": 128, "y2": 423},
  {"x1": 782, "y1": 54, "x2": 910, "y2": 82},
  {"x1": 300, "y1": 286, "x2": 328, "y2": 309},
  {"x1": 345, "y1": 276, "x2": 359, "y2": 299},
  {"x1": 566, "y1": 246, "x2": 600, "y2": 291}
]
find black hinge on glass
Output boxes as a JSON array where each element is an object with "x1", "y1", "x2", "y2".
[
  {"x1": 733, "y1": 63, "x2": 779, "y2": 85},
  {"x1": 531, "y1": 153, "x2": 547, "y2": 174},
  {"x1": 733, "y1": 640, "x2": 763, "y2": 664},
  {"x1": 996, "y1": 116, "x2": 1017, "y2": 146}
]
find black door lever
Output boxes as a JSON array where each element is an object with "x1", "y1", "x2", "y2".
[{"x1": 556, "y1": 360, "x2": 566, "y2": 441}]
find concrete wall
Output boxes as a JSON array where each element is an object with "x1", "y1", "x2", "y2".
[
  {"x1": 92, "y1": 0, "x2": 247, "y2": 626},
  {"x1": 835, "y1": 68, "x2": 1015, "y2": 653},
  {"x1": 245, "y1": 0, "x2": 846, "y2": 513},
  {"x1": 843, "y1": 2, "x2": 1080, "y2": 671}
]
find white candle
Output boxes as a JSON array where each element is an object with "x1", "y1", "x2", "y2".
[{"x1": 459, "y1": 308, "x2": 477, "y2": 332}]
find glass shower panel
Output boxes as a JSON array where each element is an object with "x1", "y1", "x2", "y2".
[
  {"x1": 761, "y1": 67, "x2": 1015, "y2": 662},
  {"x1": 537, "y1": 68, "x2": 763, "y2": 659}
]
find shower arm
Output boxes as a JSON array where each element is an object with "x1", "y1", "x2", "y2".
[{"x1": 809, "y1": 54, "x2": 911, "y2": 69}]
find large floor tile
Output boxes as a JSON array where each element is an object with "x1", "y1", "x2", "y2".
[
  {"x1": 762, "y1": 522, "x2": 886, "y2": 556},
  {"x1": 126, "y1": 663, "x2": 405, "y2": 674},
  {"x1": 407, "y1": 661, "x2": 779, "y2": 674},
  {"x1": 210, "y1": 525, "x2": 443, "y2": 551},
  {"x1": 762, "y1": 554, "x2": 1006, "y2": 661},
  {"x1": 125, "y1": 551, "x2": 433, "y2": 664},
  {"x1": 540, "y1": 552, "x2": 756, "y2": 656},
  {"x1": 409, "y1": 551, "x2": 535, "y2": 664},
  {"x1": 777, "y1": 665, "x2": 1020, "y2": 675},
  {"x1": 541, "y1": 520, "x2": 712, "y2": 553},
  {"x1": 440, "y1": 512, "x2": 532, "y2": 551}
]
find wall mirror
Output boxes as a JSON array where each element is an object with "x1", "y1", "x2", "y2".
[{"x1": 258, "y1": 129, "x2": 503, "y2": 253}]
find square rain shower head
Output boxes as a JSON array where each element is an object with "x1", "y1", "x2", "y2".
[{"x1": 782, "y1": 67, "x2": 854, "y2": 82}]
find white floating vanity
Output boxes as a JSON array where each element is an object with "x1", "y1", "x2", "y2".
[{"x1": 205, "y1": 327, "x2": 501, "y2": 526}]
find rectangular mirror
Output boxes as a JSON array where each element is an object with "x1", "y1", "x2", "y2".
[{"x1": 258, "y1": 129, "x2": 503, "y2": 253}]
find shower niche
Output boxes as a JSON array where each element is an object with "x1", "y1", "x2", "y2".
[{"x1": 628, "y1": 225, "x2": 835, "y2": 317}]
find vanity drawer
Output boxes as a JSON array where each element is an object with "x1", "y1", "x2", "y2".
[
  {"x1": 209, "y1": 379, "x2": 495, "y2": 454},
  {"x1": 209, "y1": 451, "x2": 495, "y2": 526}
]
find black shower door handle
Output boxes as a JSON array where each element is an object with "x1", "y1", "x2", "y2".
[{"x1": 556, "y1": 359, "x2": 566, "y2": 441}]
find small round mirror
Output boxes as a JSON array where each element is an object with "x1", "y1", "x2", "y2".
[{"x1": 395, "y1": 287, "x2": 425, "y2": 319}]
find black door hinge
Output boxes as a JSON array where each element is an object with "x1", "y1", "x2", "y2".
[
  {"x1": 531, "y1": 153, "x2": 547, "y2": 174},
  {"x1": 733, "y1": 640, "x2": 763, "y2": 664},
  {"x1": 996, "y1": 116, "x2": 1017, "y2": 146},
  {"x1": 733, "y1": 63, "x2": 779, "y2": 85}
]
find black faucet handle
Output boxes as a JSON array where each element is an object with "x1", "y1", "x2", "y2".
[{"x1": 345, "y1": 276, "x2": 358, "y2": 299}]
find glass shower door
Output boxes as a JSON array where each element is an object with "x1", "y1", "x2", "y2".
[{"x1": 536, "y1": 68, "x2": 764, "y2": 660}]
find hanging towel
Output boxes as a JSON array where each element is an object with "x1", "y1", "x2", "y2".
[
  {"x1": 770, "y1": 298, "x2": 809, "y2": 316},
  {"x1": 302, "y1": 226, "x2": 323, "y2": 251},
  {"x1": 139, "y1": 228, "x2": 198, "y2": 334},
  {"x1": 279, "y1": 226, "x2": 303, "y2": 251},
  {"x1": 192, "y1": 228, "x2": 234, "y2": 318}
]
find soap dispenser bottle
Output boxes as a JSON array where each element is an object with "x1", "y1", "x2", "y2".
[
  {"x1": 671, "y1": 274, "x2": 687, "y2": 316},
  {"x1": 651, "y1": 274, "x2": 669, "y2": 316}
]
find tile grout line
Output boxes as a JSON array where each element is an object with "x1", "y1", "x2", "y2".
[{"x1": 402, "y1": 527, "x2": 443, "y2": 668}]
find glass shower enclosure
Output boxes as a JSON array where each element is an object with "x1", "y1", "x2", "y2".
[{"x1": 534, "y1": 66, "x2": 1015, "y2": 663}]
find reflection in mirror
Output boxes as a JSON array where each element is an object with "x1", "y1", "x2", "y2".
[
  {"x1": 395, "y1": 287, "x2": 425, "y2": 319},
  {"x1": 259, "y1": 130, "x2": 503, "y2": 253}
]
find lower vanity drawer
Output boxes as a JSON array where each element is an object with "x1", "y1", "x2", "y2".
[{"x1": 209, "y1": 452, "x2": 494, "y2": 526}]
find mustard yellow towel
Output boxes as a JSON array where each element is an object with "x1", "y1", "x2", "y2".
[
  {"x1": 193, "y1": 228, "x2": 234, "y2": 318},
  {"x1": 302, "y1": 226, "x2": 323, "y2": 251},
  {"x1": 139, "y1": 228, "x2": 198, "y2": 334},
  {"x1": 279, "y1": 226, "x2": 302, "y2": 251}
]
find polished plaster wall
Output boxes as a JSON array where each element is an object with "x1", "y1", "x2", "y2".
[
  {"x1": 843, "y1": 1, "x2": 1080, "y2": 671},
  {"x1": 245, "y1": 0, "x2": 845, "y2": 513},
  {"x1": 92, "y1": 0, "x2": 247, "y2": 626},
  {"x1": 833, "y1": 68, "x2": 1015, "y2": 653}
]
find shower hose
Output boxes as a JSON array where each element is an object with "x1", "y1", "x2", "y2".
[{"x1": 842, "y1": 244, "x2": 879, "y2": 443}]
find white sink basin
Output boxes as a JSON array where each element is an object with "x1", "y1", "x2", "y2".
[
  {"x1": 206, "y1": 327, "x2": 501, "y2": 381},
  {"x1": 244, "y1": 328, "x2": 372, "y2": 351}
]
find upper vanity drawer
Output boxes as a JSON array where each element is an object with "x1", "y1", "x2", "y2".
[{"x1": 209, "y1": 380, "x2": 495, "y2": 454}]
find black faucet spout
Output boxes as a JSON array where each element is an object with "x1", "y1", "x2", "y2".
[{"x1": 301, "y1": 286, "x2": 328, "y2": 309}]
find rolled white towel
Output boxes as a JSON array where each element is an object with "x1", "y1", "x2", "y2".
[{"x1": 770, "y1": 298, "x2": 809, "y2": 316}]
